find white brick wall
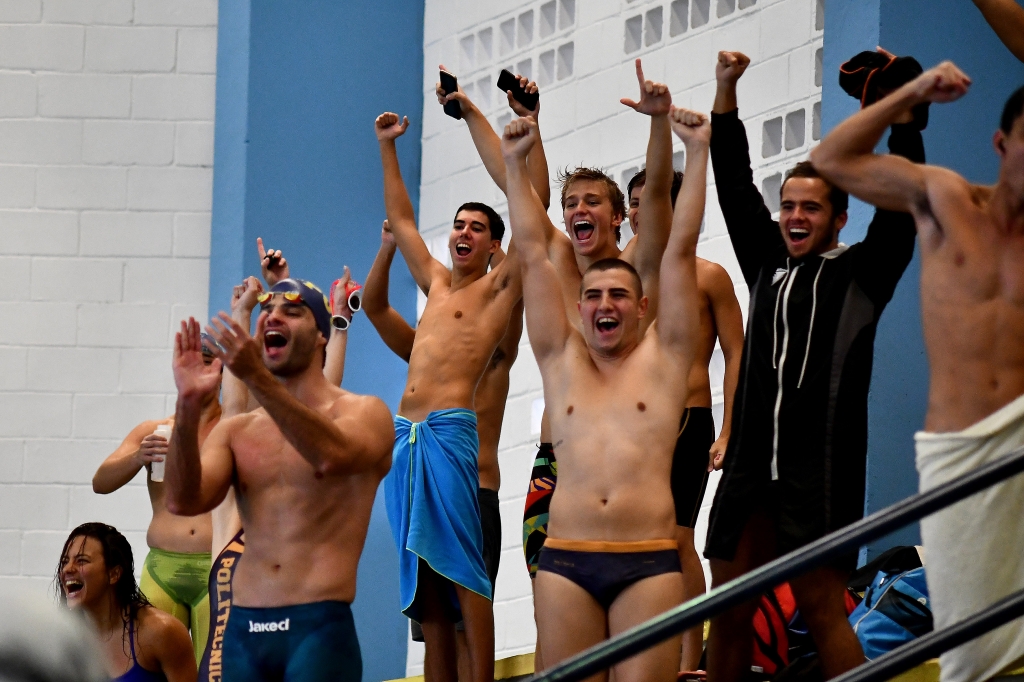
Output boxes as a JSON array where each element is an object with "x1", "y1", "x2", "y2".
[
  {"x1": 416, "y1": 0, "x2": 823, "y2": 673},
  {"x1": 0, "y1": 0, "x2": 216, "y2": 598}
]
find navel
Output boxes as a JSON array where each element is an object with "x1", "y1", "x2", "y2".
[
  {"x1": 190, "y1": 529, "x2": 195, "y2": 536},
  {"x1": 637, "y1": 402, "x2": 646, "y2": 412},
  {"x1": 567, "y1": 405, "x2": 574, "y2": 415},
  {"x1": 314, "y1": 471, "x2": 324, "y2": 480},
  {"x1": 455, "y1": 310, "x2": 463, "y2": 319},
  {"x1": 954, "y1": 252, "x2": 965, "y2": 267}
]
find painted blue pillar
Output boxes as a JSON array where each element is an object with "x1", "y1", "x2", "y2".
[
  {"x1": 210, "y1": 2, "x2": 424, "y2": 679},
  {"x1": 822, "y1": 0, "x2": 1024, "y2": 558}
]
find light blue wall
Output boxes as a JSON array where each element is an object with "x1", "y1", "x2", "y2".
[
  {"x1": 823, "y1": 0, "x2": 1024, "y2": 557},
  {"x1": 210, "y1": 2, "x2": 424, "y2": 679}
]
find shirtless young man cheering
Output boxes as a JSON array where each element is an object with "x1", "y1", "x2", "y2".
[
  {"x1": 503, "y1": 107, "x2": 707, "y2": 682},
  {"x1": 364, "y1": 221, "x2": 523, "y2": 682},
  {"x1": 514, "y1": 61, "x2": 677, "y2": 586},
  {"x1": 375, "y1": 111, "x2": 523, "y2": 682},
  {"x1": 164, "y1": 279, "x2": 393, "y2": 681},
  {"x1": 196, "y1": 252, "x2": 358, "y2": 682},
  {"x1": 625, "y1": 169, "x2": 745, "y2": 672},
  {"x1": 812, "y1": 64, "x2": 1024, "y2": 682}
]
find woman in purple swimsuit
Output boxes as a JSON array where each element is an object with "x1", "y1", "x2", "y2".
[{"x1": 56, "y1": 523, "x2": 197, "y2": 682}]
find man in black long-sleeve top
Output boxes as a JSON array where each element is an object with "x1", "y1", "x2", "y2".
[{"x1": 702, "y1": 51, "x2": 926, "y2": 681}]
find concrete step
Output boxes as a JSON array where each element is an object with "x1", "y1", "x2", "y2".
[{"x1": 385, "y1": 652, "x2": 534, "y2": 682}]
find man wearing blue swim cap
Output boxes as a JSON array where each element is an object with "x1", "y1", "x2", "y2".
[
  {"x1": 163, "y1": 268, "x2": 395, "y2": 681},
  {"x1": 257, "y1": 278, "x2": 333, "y2": 367}
]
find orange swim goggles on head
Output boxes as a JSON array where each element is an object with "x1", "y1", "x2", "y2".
[{"x1": 257, "y1": 290, "x2": 302, "y2": 306}]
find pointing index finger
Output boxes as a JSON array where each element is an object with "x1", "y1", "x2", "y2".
[{"x1": 634, "y1": 58, "x2": 645, "y2": 88}]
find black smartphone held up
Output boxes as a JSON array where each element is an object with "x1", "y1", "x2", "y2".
[
  {"x1": 496, "y1": 69, "x2": 539, "y2": 111},
  {"x1": 439, "y1": 70, "x2": 462, "y2": 120}
]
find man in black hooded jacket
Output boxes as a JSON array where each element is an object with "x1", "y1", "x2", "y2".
[{"x1": 702, "y1": 51, "x2": 925, "y2": 681}]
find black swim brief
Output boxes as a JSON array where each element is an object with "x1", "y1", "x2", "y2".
[
  {"x1": 411, "y1": 487, "x2": 501, "y2": 642},
  {"x1": 537, "y1": 538, "x2": 681, "y2": 610},
  {"x1": 223, "y1": 601, "x2": 360, "y2": 682},
  {"x1": 671, "y1": 407, "x2": 715, "y2": 528}
]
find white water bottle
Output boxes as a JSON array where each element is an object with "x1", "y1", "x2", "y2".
[{"x1": 151, "y1": 424, "x2": 172, "y2": 482}]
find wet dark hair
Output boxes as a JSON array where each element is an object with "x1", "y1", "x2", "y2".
[
  {"x1": 783, "y1": 161, "x2": 849, "y2": 218},
  {"x1": 627, "y1": 169, "x2": 686, "y2": 208},
  {"x1": 581, "y1": 258, "x2": 644, "y2": 299},
  {"x1": 1000, "y1": 85, "x2": 1024, "y2": 135},
  {"x1": 455, "y1": 202, "x2": 505, "y2": 242},
  {"x1": 558, "y1": 167, "x2": 627, "y2": 242},
  {"x1": 55, "y1": 523, "x2": 150, "y2": 650}
]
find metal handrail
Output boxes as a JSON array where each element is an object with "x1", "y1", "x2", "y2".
[
  {"x1": 834, "y1": 587, "x2": 1024, "y2": 682},
  {"x1": 531, "y1": 446, "x2": 1024, "y2": 682}
]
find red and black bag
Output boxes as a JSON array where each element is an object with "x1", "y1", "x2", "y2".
[
  {"x1": 751, "y1": 583, "x2": 858, "y2": 676},
  {"x1": 751, "y1": 583, "x2": 799, "y2": 675}
]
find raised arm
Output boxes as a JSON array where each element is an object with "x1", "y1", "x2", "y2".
[
  {"x1": 709, "y1": 52, "x2": 784, "y2": 286},
  {"x1": 973, "y1": 0, "x2": 1024, "y2": 63},
  {"x1": 166, "y1": 319, "x2": 234, "y2": 516},
  {"x1": 437, "y1": 66, "x2": 552, "y2": 209},
  {"x1": 324, "y1": 268, "x2": 356, "y2": 386},
  {"x1": 205, "y1": 312, "x2": 390, "y2": 476},
  {"x1": 502, "y1": 117, "x2": 572, "y2": 362},
  {"x1": 92, "y1": 419, "x2": 166, "y2": 493},
  {"x1": 364, "y1": 220, "x2": 416, "y2": 362},
  {"x1": 375, "y1": 112, "x2": 448, "y2": 293},
  {"x1": 810, "y1": 61, "x2": 971, "y2": 214},
  {"x1": 703, "y1": 262, "x2": 744, "y2": 471},
  {"x1": 658, "y1": 108, "x2": 709, "y2": 360},
  {"x1": 257, "y1": 237, "x2": 289, "y2": 286},
  {"x1": 619, "y1": 58, "x2": 674, "y2": 317},
  {"x1": 221, "y1": 276, "x2": 262, "y2": 418}
]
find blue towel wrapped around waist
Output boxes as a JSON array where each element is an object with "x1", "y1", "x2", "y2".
[{"x1": 384, "y1": 408, "x2": 491, "y2": 621}]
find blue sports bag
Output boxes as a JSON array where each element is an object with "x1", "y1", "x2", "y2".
[{"x1": 849, "y1": 567, "x2": 932, "y2": 659}]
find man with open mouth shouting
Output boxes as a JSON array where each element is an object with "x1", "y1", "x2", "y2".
[
  {"x1": 701, "y1": 50, "x2": 926, "y2": 681},
  {"x1": 812, "y1": 62, "x2": 1024, "y2": 682},
  {"x1": 163, "y1": 278, "x2": 394, "y2": 682},
  {"x1": 503, "y1": 106, "x2": 709, "y2": 682},
  {"x1": 363, "y1": 218, "x2": 524, "y2": 682},
  {"x1": 375, "y1": 110, "x2": 524, "y2": 682}
]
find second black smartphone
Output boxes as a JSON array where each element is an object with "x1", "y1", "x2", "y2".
[
  {"x1": 496, "y1": 69, "x2": 539, "y2": 111},
  {"x1": 439, "y1": 70, "x2": 462, "y2": 120}
]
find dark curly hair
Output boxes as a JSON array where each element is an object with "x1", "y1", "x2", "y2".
[
  {"x1": 626, "y1": 168, "x2": 686, "y2": 207},
  {"x1": 55, "y1": 523, "x2": 150, "y2": 651},
  {"x1": 783, "y1": 160, "x2": 849, "y2": 219},
  {"x1": 454, "y1": 201, "x2": 505, "y2": 242},
  {"x1": 1001, "y1": 84, "x2": 1024, "y2": 135}
]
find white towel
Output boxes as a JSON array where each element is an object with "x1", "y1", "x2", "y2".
[{"x1": 916, "y1": 393, "x2": 1024, "y2": 682}]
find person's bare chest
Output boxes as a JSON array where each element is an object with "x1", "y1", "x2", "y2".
[
  {"x1": 410, "y1": 284, "x2": 508, "y2": 382},
  {"x1": 549, "y1": 345, "x2": 685, "y2": 473},
  {"x1": 101, "y1": 633, "x2": 136, "y2": 678},
  {"x1": 922, "y1": 212, "x2": 1024, "y2": 353},
  {"x1": 231, "y1": 415, "x2": 348, "y2": 515}
]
